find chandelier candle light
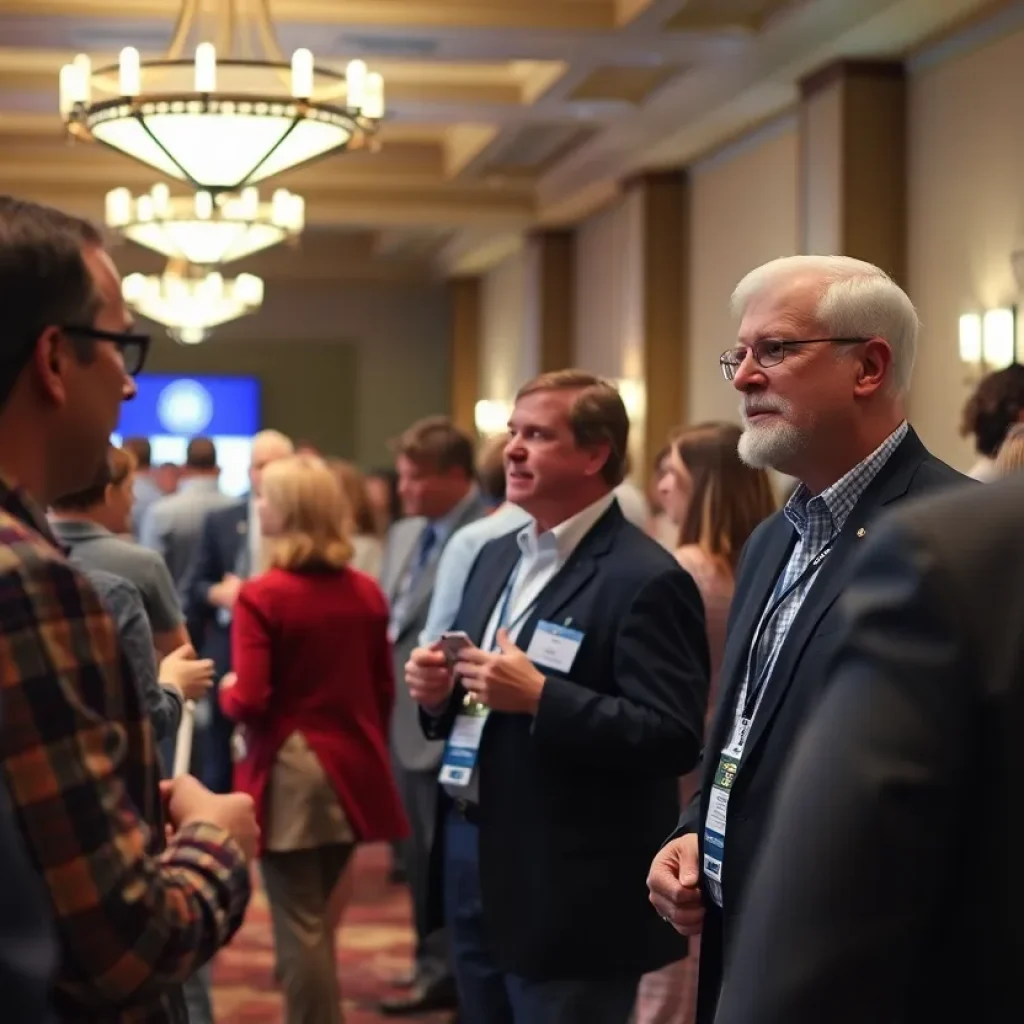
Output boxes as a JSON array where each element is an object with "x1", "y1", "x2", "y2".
[
  {"x1": 122, "y1": 265, "x2": 265, "y2": 346},
  {"x1": 58, "y1": 0, "x2": 385, "y2": 193},
  {"x1": 105, "y1": 182, "x2": 305, "y2": 266}
]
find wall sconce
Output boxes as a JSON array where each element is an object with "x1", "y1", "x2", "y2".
[
  {"x1": 616, "y1": 378, "x2": 647, "y2": 422},
  {"x1": 474, "y1": 398, "x2": 512, "y2": 437},
  {"x1": 959, "y1": 306, "x2": 1017, "y2": 375}
]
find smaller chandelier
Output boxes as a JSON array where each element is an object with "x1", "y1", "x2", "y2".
[
  {"x1": 106, "y1": 183, "x2": 304, "y2": 266},
  {"x1": 122, "y1": 264, "x2": 264, "y2": 345}
]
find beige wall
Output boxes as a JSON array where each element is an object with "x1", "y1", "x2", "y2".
[
  {"x1": 907, "y1": 24, "x2": 1024, "y2": 470},
  {"x1": 138, "y1": 277, "x2": 451, "y2": 468},
  {"x1": 479, "y1": 245, "x2": 535, "y2": 403},
  {"x1": 688, "y1": 116, "x2": 800, "y2": 426}
]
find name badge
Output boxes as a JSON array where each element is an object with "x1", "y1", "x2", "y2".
[
  {"x1": 438, "y1": 707, "x2": 490, "y2": 788},
  {"x1": 526, "y1": 620, "x2": 584, "y2": 673},
  {"x1": 703, "y1": 753, "x2": 738, "y2": 904}
]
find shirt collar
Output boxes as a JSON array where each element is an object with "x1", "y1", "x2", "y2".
[
  {"x1": 0, "y1": 477, "x2": 65, "y2": 552},
  {"x1": 178, "y1": 475, "x2": 221, "y2": 495},
  {"x1": 428, "y1": 485, "x2": 479, "y2": 547},
  {"x1": 784, "y1": 420, "x2": 909, "y2": 538},
  {"x1": 47, "y1": 517, "x2": 113, "y2": 544},
  {"x1": 517, "y1": 491, "x2": 616, "y2": 562}
]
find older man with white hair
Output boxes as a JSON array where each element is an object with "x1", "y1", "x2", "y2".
[{"x1": 646, "y1": 254, "x2": 971, "y2": 1024}]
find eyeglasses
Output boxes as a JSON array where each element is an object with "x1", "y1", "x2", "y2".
[
  {"x1": 62, "y1": 325, "x2": 151, "y2": 376},
  {"x1": 719, "y1": 337, "x2": 871, "y2": 381}
]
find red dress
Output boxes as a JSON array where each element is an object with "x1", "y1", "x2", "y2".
[{"x1": 220, "y1": 565, "x2": 408, "y2": 854}]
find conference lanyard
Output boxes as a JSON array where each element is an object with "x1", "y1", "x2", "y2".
[{"x1": 741, "y1": 532, "x2": 837, "y2": 721}]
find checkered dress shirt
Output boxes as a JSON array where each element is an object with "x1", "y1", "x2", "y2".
[
  {"x1": 0, "y1": 478, "x2": 251, "y2": 1023},
  {"x1": 741, "y1": 421, "x2": 909, "y2": 715}
]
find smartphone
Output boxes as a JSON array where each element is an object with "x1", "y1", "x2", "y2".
[{"x1": 439, "y1": 630, "x2": 473, "y2": 666}]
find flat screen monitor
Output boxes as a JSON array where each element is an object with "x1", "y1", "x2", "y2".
[{"x1": 113, "y1": 374, "x2": 261, "y2": 498}]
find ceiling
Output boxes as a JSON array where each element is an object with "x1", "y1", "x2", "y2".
[{"x1": 0, "y1": 0, "x2": 1001, "y2": 280}]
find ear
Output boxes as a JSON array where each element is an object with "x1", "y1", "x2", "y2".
[
  {"x1": 581, "y1": 442, "x2": 612, "y2": 479},
  {"x1": 30, "y1": 327, "x2": 72, "y2": 407},
  {"x1": 852, "y1": 338, "x2": 893, "y2": 399}
]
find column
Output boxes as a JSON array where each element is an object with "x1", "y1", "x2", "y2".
[
  {"x1": 526, "y1": 229, "x2": 576, "y2": 373},
  {"x1": 448, "y1": 277, "x2": 481, "y2": 436},
  {"x1": 799, "y1": 60, "x2": 907, "y2": 283}
]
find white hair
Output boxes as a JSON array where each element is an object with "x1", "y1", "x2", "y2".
[
  {"x1": 251, "y1": 429, "x2": 294, "y2": 458},
  {"x1": 730, "y1": 255, "x2": 919, "y2": 395}
]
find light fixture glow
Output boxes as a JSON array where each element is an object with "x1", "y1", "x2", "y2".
[
  {"x1": 474, "y1": 399, "x2": 512, "y2": 437},
  {"x1": 959, "y1": 313, "x2": 982, "y2": 366},
  {"x1": 616, "y1": 378, "x2": 647, "y2": 422},
  {"x1": 105, "y1": 183, "x2": 304, "y2": 266},
  {"x1": 59, "y1": 0, "x2": 385, "y2": 193},
  {"x1": 122, "y1": 265, "x2": 264, "y2": 344},
  {"x1": 983, "y1": 307, "x2": 1017, "y2": 370}
]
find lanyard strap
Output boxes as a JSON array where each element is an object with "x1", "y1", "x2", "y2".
[
  {"x1": 741, "y1": 532, "x2": 837, "y2": 720},
  {"x1": 490, "y1": 556, "x2": 535, "y2": 648}
]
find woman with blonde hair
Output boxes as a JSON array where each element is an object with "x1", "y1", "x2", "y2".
[
  {"x1": 328, "y1": 458, "x2": 383, "y2": 577},
  {"x1": 220, "y1": 453, "x2": 407, "y2": 1024},
  {"x1": 996, "y1": 422, "x2": 1024, "y2": 476},
  {"x1": 635, "y1": 421, "x2": 776, "y2": 1024}
]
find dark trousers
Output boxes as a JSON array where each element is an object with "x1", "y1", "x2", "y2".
[
  {"x1": 394, "y1": 762, "x2": 451, "y2": 986},
  {"x1": 197, "y1": 686, "x2": 235, "y2": 795},
  {"x1": 444, "y1": 810, "x2": 640, "y2": 1024}
]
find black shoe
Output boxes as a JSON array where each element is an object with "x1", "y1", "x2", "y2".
[{"x1": 379, "y1": 978, "x2": 458, "y2": 1015}]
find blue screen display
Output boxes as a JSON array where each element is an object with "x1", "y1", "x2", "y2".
[{"x1": 116, "y1": 374, "x2": 261, "y2": 438}]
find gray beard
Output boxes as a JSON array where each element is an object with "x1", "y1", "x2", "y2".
[{"x1": 737, "y1": 419, "x2": 809, "y2": 471}]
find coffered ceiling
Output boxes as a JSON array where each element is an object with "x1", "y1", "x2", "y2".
[{"x1": 0, "y1": 0, "x2": 1000, "y2": 279}]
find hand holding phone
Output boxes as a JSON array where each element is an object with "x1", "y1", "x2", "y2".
[{"x1": 439, "y1": 630, "x2": 473, "y2": 666}]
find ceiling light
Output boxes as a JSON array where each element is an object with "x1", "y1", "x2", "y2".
[
  {"x1": 59, "y1": 0, "x2": 384, "y2": 193},
  {"x1": 106, "y1": 183, "x2": 304, "y2": 266},
  {"x1": 122, "y1": 265, "x2": 264, "y2": 345}
]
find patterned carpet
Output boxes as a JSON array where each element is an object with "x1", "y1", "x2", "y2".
[{"x1": 211, "y1": 843, "x2": 454, "y2": 1023}]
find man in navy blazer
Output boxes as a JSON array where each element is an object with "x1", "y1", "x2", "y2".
[
  {"x1": 404, "y1": 370, "x2": 709, "y2": 1024},
  {"x1": 647, "y1": 255, "x2": 972, "y2": 1024}
]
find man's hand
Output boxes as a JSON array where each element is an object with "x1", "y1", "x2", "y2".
[
  {"x1": 162, "y1": 775, "x2": 260, "y2": 862},
  {"x1": 405, "y1": 644, "x2": 455, "y2": 713},
  {"x1": 455, "y1": 628, "x2": 546, "y2": 714},
  {"x1": 209, "y1": 573, "x2": 242, "y2": 610},
  {"x1": 159, "y1": 644, "x2": 215, "y2": 701},
  {"x1": 647, "y1": 832, "x2": 705, "y2": 936}
]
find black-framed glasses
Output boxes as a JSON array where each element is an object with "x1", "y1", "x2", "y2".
[
  {"x1": 719, "y1": 337, "x2": 871, "y2": 381},
  {"x1": 62, "y1": 325, "x2": 151, "y2": 376}
]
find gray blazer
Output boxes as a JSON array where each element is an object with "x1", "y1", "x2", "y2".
[{"x1": 381, "y1": 495, "x2": 487, "y2": 772}]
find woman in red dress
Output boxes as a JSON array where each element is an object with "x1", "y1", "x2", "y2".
[{"x1": 221, "y1": 453, "x2": 407, "y2": 1024}]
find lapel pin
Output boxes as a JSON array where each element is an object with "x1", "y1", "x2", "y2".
[
  {"x1": 564, "y1": 617, "x2": 573, "y2": 627},
  {"x1": 856, "y1": 527, "x2": 866, "y2": 538}
]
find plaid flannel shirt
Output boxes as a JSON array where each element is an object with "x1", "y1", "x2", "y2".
[{"x1": 0, "y1": 478, "x2": 251, "y2": 1023}]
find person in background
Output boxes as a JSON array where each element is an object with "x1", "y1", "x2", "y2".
[
  {"x1": 221, "y1": 454, "x2": 407, "y2": 1024},
  {"x1": 379, "y1": 417, "x2": 486, "y2": 1016},
  {"x1": 155, "y1": 461, "x2": 180, "y2": 495},
  {"x1": 714, "y1": 475, "x2": 1022, "y2": 1024},
  {"x1": 634, "y1": 421, "x2": 776, "y2": 1024},
  {"x1": 0, "y1": 193, "x2": 254, "y2": 1022},
  {"x1": 122, "y1": 435, "x2": 162, "y2": 536},
  {"x1": 419, "y1": 434, "x2": 531, "y2": 647},
  {"x1": 49, "y1": 444, "x2": 190, "y2": 659},
  {"x1": 959, "y1": 363, "x2": 1024, "y2": 480},
  {"x1": 613, "y1": 449, "x2": 651, "y2": 528},
  {"x1": 184, "y1": 428, "x2": 294, "y2": 794},
  {"x1": 647, "y1": 444, "x2": 679, "y2": 550},
  {"x1": 329, "y1": 457, "x2": 384, "y2": 577},
  {"x1": 995, "y1": 421, "x2": 1024, "y2": 474},
  {"x1": 141, "y1": 435, "x2": 235, "y2": 588},
  {"x1": 366, "y1": 466, "x2": 401, "y2": 537},
  {"x1": 647, "y1": 254, "x2": 969, "y2": 1024}
]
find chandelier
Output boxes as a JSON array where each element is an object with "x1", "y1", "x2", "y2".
[
  {"x1": 58, "y1": 0, "x2": 385, "y2": 193},
  {"x1": 106, "y1": 182, "x2": 304, "y2": 266},
  {"x1": 122, "y1": 264, "x2": 265, "y2": 345}
]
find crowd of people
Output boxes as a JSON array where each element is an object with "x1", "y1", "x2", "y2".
[{"x1": 0, "y1": 192, "x2": 1020, "y2": 1024}]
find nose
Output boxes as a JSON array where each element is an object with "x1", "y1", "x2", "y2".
[
  {"x1": 121, "y1": 375, "x2": 137, "y2": 401},
  {"x1": 730, "y1": 350, "x2": 767, "y2": 392},
  {"x1": 504, "y1": 435, "x2": 524, "y2": 462}
]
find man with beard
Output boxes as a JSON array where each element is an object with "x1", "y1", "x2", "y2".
[{"x1": 646, "y1": 254, "x2": 971, "y2": 1024}]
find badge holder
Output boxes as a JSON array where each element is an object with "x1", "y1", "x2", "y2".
[{"x1": 438, "y1": 693, "x2": 490, "y2": 787}]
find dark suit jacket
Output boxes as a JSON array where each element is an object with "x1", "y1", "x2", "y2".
[
  {"x1": 183, "y1": 500, "x2": 247, "y2": 675},
  {"x1": 423, "y1": 502, "x2": 710, "y2": 980},
  {"x1": 715, "y1": 472, "x2": 1023, "y2": 1024},
  {"x1": 676, "y1": 428, "x2": 970, "y2": 1022}
]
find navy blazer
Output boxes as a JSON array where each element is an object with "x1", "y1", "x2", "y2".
[
  {"x1": 676, "y1": 427, "x2": 972, "y2": 1024},
  {"x1": 422, "y1": 501, "x2": 710, "y2": 980},
  {"x1": 182, "y1": 500, "x2": 247, "y2": 674}
]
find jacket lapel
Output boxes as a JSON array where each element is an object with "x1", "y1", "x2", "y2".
[
  {"x1": 705, "y1": 516, "x2": 795, "y2": 761},
  {"x1": 739, "y1": 428, "x2": 930, "y2": 766},
  {"x1": 463, "y1": 537, "x2": 523, "y2": 646}
]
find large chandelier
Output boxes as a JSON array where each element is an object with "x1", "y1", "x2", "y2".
[
  {"x1": 106, "y1": 182, "x2": 304, "y2": 266},
  {"x1": 122, "y1": 264, "x2": 264, "y2": 345},
  {"x1": 58, "y1": 0, "x2": 385, "y2": 193}
]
